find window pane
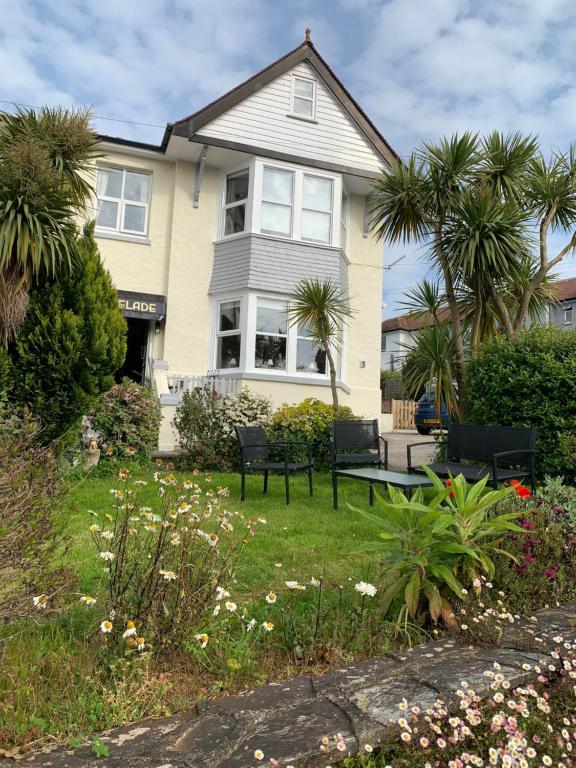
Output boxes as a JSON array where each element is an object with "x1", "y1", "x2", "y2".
[
  {"x1": 124, "y1": 171, "x2": 149, "y2": 203},
  {"x1": 123, "y1": 204, "x2": 146, "y2": 232},
  {"x1": 96, "y1": 168, "x2": 122, "y2": 198},
  {"x1": 296, "y1": 338, "x2": 326, "y2": 374},
  {"x1": 225, "y1": 204, "x2": 246, "y2": 235},
  {"x1": 303, "y1": 176, "x2": 332, "y2": 211},
  {"x1": 262, "y1": 167, "x2": 293, "y2": 205},
  {"x1": 261, "y1": 202, "x2": 291, "y2": 236},
  {"x1": 96, "y1": 199, "x2": 118, "y2": 228},
  {"x1": 226, "y1": 171, "x2": 249, "y2": 204},
  {"x1": 255, "y1": 335, "x2": 287, "y2": 370},
  {"x1": 256, "y1": 298, "x2": 287, "y2": 334},
  {"x1": 293, "y1": 97, "x2": 313, "y2": 117},
  {"x1": 217, "y1": 334, "x2": 241, "y2": 369},
  {"x1": 294, "y1": 78, "x2": 314, "y2": 99},
  {"x1": 301, "y1": 209, "x2": 331, "y2": 243},
  {"x1": 219, "y1": 300, "x2": 240, "y2": 332}
]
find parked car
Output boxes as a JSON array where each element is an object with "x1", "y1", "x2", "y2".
[{"x1": 414, "y1": 391, "x2": 450, "y2": 435}]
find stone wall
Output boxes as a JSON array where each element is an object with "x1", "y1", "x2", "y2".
[{"x1": 5, "y1": 602, "x2": 576, "y2": 768}]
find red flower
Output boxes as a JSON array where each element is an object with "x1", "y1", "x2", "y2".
[
  {"x1": 510, "y1": 479, "x2": 521, "y2": 487},
  {"x1": 516, "y1": 486, "x2": 531, "y2": 499}
]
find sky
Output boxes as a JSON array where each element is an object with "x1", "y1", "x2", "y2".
[{"x1": 2, "y1": 0, "x2": 576, "y2": 318}]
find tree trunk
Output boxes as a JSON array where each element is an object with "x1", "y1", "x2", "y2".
[
  {"x1": 324, "y1": 343, "x2": 339, "y2": 410},
  {"x1": 434, "y1": 227, "x2": 465, "y2": 419},
  {"x1": 0, "y1": 266, "x2": 29, "y2": 348},
  {"x1": 488, "y1": 281, "x2": 514, "y2": 340}
]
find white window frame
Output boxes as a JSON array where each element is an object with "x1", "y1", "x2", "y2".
[
  {"x1": 290, "y1": 75, "x2": 317, "y2": 120},
  {"x1": 260, "y1": 166, "x2": 294, "y2": 239},
  {"x1": 215, "y1": 297, "x2": 243, "y2": 370},
  {"x1": 294, "y1": 322, "x2": 329, "y2": 378},
  {"x1": 222, "y1": 168, "x2": 251, "y2": 239},
  {"x1": 252, "y1": 159, "x2": 341, "y2": 247},
  {"x1": 95, "y1": 166, "x2": 151, "y2": 237},
  {"x1": 212, "y1": 292, "x2": 340, "y2": 380},
  {"x1": 564, "y1": 305, "x2": 574, "y2": 325}
]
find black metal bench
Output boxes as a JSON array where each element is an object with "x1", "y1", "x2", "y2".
[
  {"x1": 407, "y1": 424, "x2": 537, "y2": 491},
  {"x1": 331, "y1": 419, "x2": 389, "y2": 506}
]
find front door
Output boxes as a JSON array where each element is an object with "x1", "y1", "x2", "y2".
[{"x1": 117, "y1": 318, "x2": 149, "y2": 384}]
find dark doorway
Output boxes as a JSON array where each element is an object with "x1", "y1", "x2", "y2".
[{"x1": 117, "y1": 318, "x2": 149, "y2": 384}]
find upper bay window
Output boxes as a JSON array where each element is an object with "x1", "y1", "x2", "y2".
[
  {"x1": 96, "y1": 167, "x2": 150, "y2": 235},
  {"x1": 291, "y1": 76, "x2": 316, "y2": 120},
  {"x1": 220, "y1": 160, "x2": 343, "y2": 248}
]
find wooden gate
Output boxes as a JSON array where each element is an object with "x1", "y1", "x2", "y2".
[{"x1": 392, "y1": 399, "x2": 415, "y2": 430}]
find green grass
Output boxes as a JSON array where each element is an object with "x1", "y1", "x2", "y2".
[{"x1": 61, "y1": 470, "x2": 385, "y2": 593}]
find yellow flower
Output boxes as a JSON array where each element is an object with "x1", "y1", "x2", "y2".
[
  {"x1": 89, "y1": 523, "x2": 101, "y2": 533},
  {"x1": 227, "y1": 658, "x2": 241, "y2": 670},
  {"x1": 195, "y1": 633, "x2": 209, "y2": 648},
  {"x1": 136, "y1": 637, "x2": 145, "y2": 651},
  {"x1": 100, "y1": 620, "x2": 113, "y2": 633},
  {"x1": 254, "y1": 750, "x2": 264, "y2": 761},
  {"x1": 265, "y1": 592, "x2": 277, "y2": 605},
  {"x1": 80, "y1": 595, "x2": 97, "y2": 605},
  {"x1": 123, "y1": 620, "x2": 137, "y2": 639}
]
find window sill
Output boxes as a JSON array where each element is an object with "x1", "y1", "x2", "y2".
[
  {"x1": 95, "y1": 230, "x2": 151, "y2": 246},
  {"x1": 214, "y1": 231, "x2": 344, "y2": 254},
  {"x1": 215, "y1": 369, "x2": 350, "y2": 393},
  {"x1": 286, "y1": 113, "x2": 319, "y2": 124}
]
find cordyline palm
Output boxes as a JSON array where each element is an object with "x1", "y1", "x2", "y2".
[
  {"x1": 370, "y1": 133, "x2": 480, "y2": 415},
  {"x1": 401, "y1": 323, "x2": 459, "y2": 420},
  {"x1": 0, "y1": 106, "x2": 97, "y2": 346},
  {"x1": 287, "y1": 278, "x2": 353, "y2": 409}
]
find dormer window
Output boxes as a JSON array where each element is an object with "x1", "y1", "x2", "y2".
[{"x1": 292, "y1": 76, "x2": 316, "y2": 119}]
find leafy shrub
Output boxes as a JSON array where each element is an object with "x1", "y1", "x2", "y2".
[
  {"x1": 492, "y1": 475, "x2": 576, "y2": 612},
  {"x1": 466, "y1": 325, "x2": 576, "y2": 480},
  {"x1": 10, "y1": 224, "x2": 126, "y2": 443},
  {"x1": 354, "y1": 469, "x2": 522, "y2": 626},
  {"x1": 88, "y1": 378, "x2": 161, "y2": 464},
  {"x1": 174, "y1": 386, "x2": 272, "y2": 470},
  {"x1": 270, "y1": 398, "x2": 359, "y2": 470},
  {"x1": 0, "y1": 347, "x2": 12, "y2": 394},
  {"x1": 0, "y1": 401, "x2": 71, "y2": 621}
]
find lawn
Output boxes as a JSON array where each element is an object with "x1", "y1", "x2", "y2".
[
  {"x1": 0, "y1": 468, "x2": 390, "y2": 753},
  {"x1": 61, "y1": 469, "x2": 386, "y2": 594}
]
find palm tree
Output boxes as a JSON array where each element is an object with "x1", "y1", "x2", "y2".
[
  {"x1": 0, "y1": 106, "x2": 97, "y2": 346},
  {"x1": 287, "y1": 278, "x2": 353, "y2": 409}
]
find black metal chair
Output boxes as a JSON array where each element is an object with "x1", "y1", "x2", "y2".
[
  {"x1": 234, "y1": 425, "x2": 314, "y2": 505},
  {"x1": 331, "y1": 419, "x2": 388, "y2": 504},
  {"x1": 331, "y1": 419, "x2": 389, "y2": 469}
]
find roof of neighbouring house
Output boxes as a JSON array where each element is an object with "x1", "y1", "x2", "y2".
[
  {"x1": 381, "y1": 308, "x2": 450, "y2": 333},
  {"x1": 554, "y1": 277, "x2": 576, "y2": 301}
]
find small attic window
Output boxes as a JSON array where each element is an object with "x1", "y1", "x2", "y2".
[{"x1": 291, "y1": 76, "x2": 316, "y2": 120}]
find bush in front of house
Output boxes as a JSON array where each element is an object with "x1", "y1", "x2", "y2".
[
  {"x1": 270, "y1": 397, "x2": 359, "y2": 470},
  {"x1": 466, "y1": 325, "x2": 576, "y2": 481},
  {"x1": 88, "y1": 378, "x2": 161, "y2": 464},
  {"x1": 10, "y1": 223, "x2": 127, "y2": 444},
  {"x1": 174, "y1": 386, "x2": 272, "y2": 470}
]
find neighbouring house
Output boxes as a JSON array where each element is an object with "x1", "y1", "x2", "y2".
[
  {"x1": 91, "y1": 35, "x2": 398, "y2": 450},
  {"x1": 381, "y1": 276, "x2": 576, "y2": 372}
]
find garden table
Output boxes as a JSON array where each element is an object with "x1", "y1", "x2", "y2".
[{"x1": 332, "y1": 467, "x2": 434, "y2": 510}]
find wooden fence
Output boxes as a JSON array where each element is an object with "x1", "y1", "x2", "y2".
[{"x1": 391, "y1": 399, "x2": 416, "y2": 430}]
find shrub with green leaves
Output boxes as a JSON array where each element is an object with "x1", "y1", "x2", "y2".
[
  {"x1": 174, "y1": 386, "x2": 272, "y2": 470},
  {"x1": 88, "y1": 378, "x2": 161, "y2": 464},
  {"x1": 354, "y1": 468, "x2": 522, "y2": 626},
  {"x1": 466, "y1": 325, "x2": 576, "y2": 480},
  {"x1": 270, "y1": 398, "x2": 359, "y2": 469},
  {"x1": 10, "y1": 223, "x2": 126, "y2": 443}
]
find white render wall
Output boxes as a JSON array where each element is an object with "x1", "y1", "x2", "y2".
[
  {"x1": 199, "y1": 62, "x2": 384, "y2": 174},
  {"x1": 381, "y1": 329, "x2": 416, "y2": 370}
]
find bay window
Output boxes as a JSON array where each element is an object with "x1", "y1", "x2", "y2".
[
  {"x1": 254, "y1": 298, "x2": 288, "y2": 370},
  {"x1": 221, "y1": 160, "x2": 343, "y2": 247},
  {"x1": 216, "y1": 299, "x2": 242, "y2": 369},
  {"x1": 213, "y1": 294, "x2": 339, "y2": 379},
  {"x1": 96, "y1": 167, "x2": 150, "y2": 235}
]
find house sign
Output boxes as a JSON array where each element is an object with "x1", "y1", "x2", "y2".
[{"x1": 118, "y1": 290, "x2": 166, "y2": 320}]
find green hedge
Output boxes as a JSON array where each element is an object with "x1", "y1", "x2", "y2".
[{"x1": 465, "y1": 326, "x2": 576, "y2": 481}]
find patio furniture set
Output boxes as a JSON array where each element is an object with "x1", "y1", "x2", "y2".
[{"x1": 234, "y1": 422, "x2": 537, "y2": 507}]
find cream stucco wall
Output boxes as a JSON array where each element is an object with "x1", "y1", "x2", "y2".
[{"x1": 94, "y1": 147, "x2": 385, "y2": 451}]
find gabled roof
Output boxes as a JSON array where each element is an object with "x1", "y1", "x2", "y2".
[
  {"x1": 381, "y1": 308, "x2": 450, "y2": 334},
  {"x1": 171, "y1": 39, "x2": 398, "y2": 167}
]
